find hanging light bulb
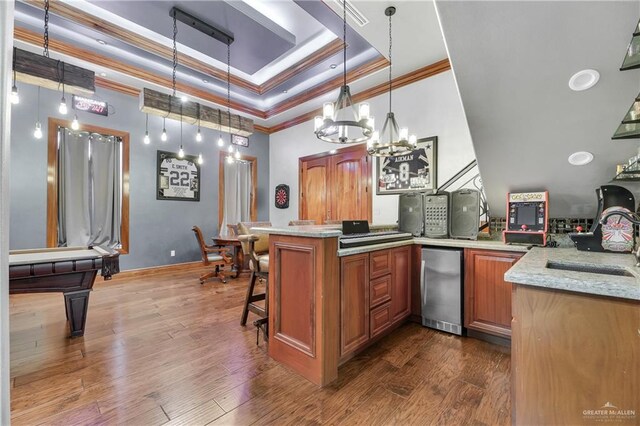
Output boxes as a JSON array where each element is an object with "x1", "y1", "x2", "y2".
[
  {"x1": 10, "y1": 50, "x2": 19, "y2": 104},
  {"x1": 71, "y1": 115, "x2": 80, "y2": 130},
  {"x1": 59, "y1": 97, "x2": 68, "y2": 115},
  {"x1": 226, "y1": 155, "x2": 234, "y2": 164},
  {"x1": 10, "y1": 85, "x2": 19, "y2": 105},
  {"x1": 234, "y1": 150, "x2": 241, "y2": 160},
  {"x1": 228, "y1": 145, "x2": 234, "y2": 154},
  {"x1": 217, "y1": 136, "x2": 224, "y2": 147},
  {"x1": 33, "y1": 121, "x2": 43, "y2": 139},
  {"x1": 161, "y1": 117, "x2": 168, "y2": 141},
  {"x1": 143, "y1": 113, "x2": 151, "y2": 144},
  {"x1": 33, "y1": 87, "x2": 42, "y2": 139},
  {"x1": 178, "y1": 146, "x2": 184, "y2": 158},
  {"x1": 196, "y1": 129, "x2": 202, "y2": 142},
  {"x1": 197, "y1": 153, "x2": 203, "y2": 165}
]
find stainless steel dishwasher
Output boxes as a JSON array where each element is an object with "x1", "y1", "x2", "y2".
[{"x1": 420, "y1": 247, "x2": 464, "y2": 335}]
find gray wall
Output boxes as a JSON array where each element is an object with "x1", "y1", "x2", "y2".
[
  {"x1": 436, "y1": 1, "x2": 640, "y2": 218},
  {"x1": 9, "y1": 84, "x2": 269, "y2": 270}
]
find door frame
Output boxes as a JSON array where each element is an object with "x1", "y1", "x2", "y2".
[{"x1": 298, "y1": 144, "x2": 372, "y2": 222}]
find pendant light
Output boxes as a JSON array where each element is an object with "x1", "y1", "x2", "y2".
[
  {"x1": 217, "y1": 110, "x2": 224, "y2": 147},
  {"x1": 225, "y1": 43, "x2": 235, "y2": 163},
  {"x1": 367, "y1": 7, "x2": 417, "y2": 157},
  {"x1": 10, "y1": 49, "x2": 19, "y2": 105},
  {"x1": 71, "y1": 114, "x2": 79, "y2": 130},
  {"x1": 198, "y1": 153, "x2": 203, "y2": 164},
  {"x1": 313, "y1": 0, "x2": 373, "y2": 144},
  {"x1": 161, "y1": 117, "x2": 168, "y2": 141},
  {"x1": 33, "y1": 86, "x2": 43, "y2": 139},
  {"x1": 195, "y1": 104, "x2": 202, "y2": 142},
  {"x1": 58, "y1": 60, "x2": 68, "y2": 115},
  {"x1": 143, "y1": 113, "x2": 151, "y2": 144}
]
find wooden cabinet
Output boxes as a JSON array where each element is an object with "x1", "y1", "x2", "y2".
[
  {"x1": 464, "y1": 248, "x2": 523, "y2": 339},
  {"x1": 340, "y1": 253, "x2": 370, "y2": 355},
  {"x1": 340, "y1": 246, "x2": 412, "y2": 359},
  {"x1": 299, "y1": 145, "x2": 371, "y2": 224},
  {"x1": 390, "y1": 246, "x2": 411, "y2": 322}
]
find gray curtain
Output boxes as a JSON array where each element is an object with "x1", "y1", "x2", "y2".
[
  {"x1": 220, "y1": 160, "x2": 252, "y2": 235},
  {"x1": 57, "y1": 128, "x2": 122, "y2": 248}
]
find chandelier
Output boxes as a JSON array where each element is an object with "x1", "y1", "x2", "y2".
[
  {"x1": 367, "y1": 7, "x2": 417, "y2": 157},
  {"x1": 314, "y1": 0, "x2": 373, "y2": 144}
]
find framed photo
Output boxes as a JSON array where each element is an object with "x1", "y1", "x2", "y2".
[
  {"x1": 376, "y1": 136, "x2": 437, "y2": 195},
  {"x1": 231, "y1": 135, "x2": 249, "y2": 147},
  {"x1": 157, "y1": 150, "x2": 201, "y2": 201}
]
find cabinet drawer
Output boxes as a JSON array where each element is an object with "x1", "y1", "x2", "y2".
[
  {"x1": 370, "y1": 302, "x2": 392, "y2": 338},
  {"x1": 370, "y1": 275, "x2": 391, "y2": 309},
  {"x1": 370, "y1": 250, "x2": 391, "y2": 278}
]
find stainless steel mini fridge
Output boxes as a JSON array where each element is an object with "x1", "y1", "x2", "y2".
[{"x1": 420, "y1": 247, "x2": 464, "y2": 335}]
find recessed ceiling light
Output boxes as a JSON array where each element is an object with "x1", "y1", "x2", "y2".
[
  {"x1": 99, "y1": 72, "x2": 107, "y2": 77},
  {"x1": 283, "y1": 89, "x2": 288, "y2": 93},
  {"x1": 202, "y1": 79, "x2": 209, "y2": 83},
  {"x1": 96, "y1": 39, "x2": 107, "y2": 46},
  {"x1": 568, "y1": 69, "x2": 600, "y2": 91},
  {"x1": 329, "y1": 149, "x2": 337, "y2": 154},
  {"x1": 330, "y1": 64, "x2": 337, "y2": 69},
  {"x1": 568, "y1": 151, "x2": 594, "y2": 166}
]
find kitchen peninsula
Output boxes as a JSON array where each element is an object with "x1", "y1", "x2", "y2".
[
  {"x1": 252, "y1": 225, "x2": 416, "y2": 386},
  {"x1": 506, "y1": 248, "x2": 639, "y2": 425}
]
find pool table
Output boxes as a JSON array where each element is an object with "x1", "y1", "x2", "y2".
[{"x1": 9, "y1": 246, "x2": 120, "y2": 337}]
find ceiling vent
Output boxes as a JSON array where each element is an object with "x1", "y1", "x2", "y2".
[{"x1": 332, "y1": 0, "x2": 369, "y2": 27}]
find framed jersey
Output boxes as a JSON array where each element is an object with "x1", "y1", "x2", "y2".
[
  {"x1": 157, "y1": 150, "x2": 201, "y2": 201},
  {"x1": 376, "y1": 136, "x2": 437, "y2": 195}
]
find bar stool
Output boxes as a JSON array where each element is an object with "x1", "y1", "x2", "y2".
[{"x1": 237, "y1": 221, "x2": 271, "y2": 343}]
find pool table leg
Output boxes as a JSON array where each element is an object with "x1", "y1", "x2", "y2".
[{"x1": 64, "y1": 290, "x2": 90, "y2": 338}]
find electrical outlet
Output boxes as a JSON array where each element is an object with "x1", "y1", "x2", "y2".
[{"x1": 170, "y1": 250, "x2": 175, "y2": 257}]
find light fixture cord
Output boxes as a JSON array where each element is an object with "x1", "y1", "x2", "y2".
[
  {"x1": 172, "y1": 14, "x2": 178, "y2": 97},
  {"x1": 388, "y1": 11, "x2": 392, "y2": 114},
  {"x1": 37, "y1": 86, "x2": 41, "y2": 121},
  {"x1": 145, "y1": 112, "x2": 148, "y2": 132},
  {"x1": 43, "y1": 0, "x2": 49, "y2": 58},
  {"x1": 12, "y1": 47, "x2": 16, "y2": 86},
  {"x1": 227, "y1": 43, "x2": 232, "y2": 144},
  {"x1": 342, "y1": 0, "x2": 347, "y2": 88}
]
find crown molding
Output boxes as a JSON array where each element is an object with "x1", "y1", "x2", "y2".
[
  {"x1": 14, "y1": 26, "x2": 267, "y2": 118},
  {"x1": 265, "y1": 58, "x2": 451, "y2": 134},
  {"x1": 23, "y1": 0, "x2": 346, "y2": 95}
]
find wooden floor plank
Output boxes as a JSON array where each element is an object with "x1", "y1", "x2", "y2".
[{"x1": 9, "y1": 265, "x2": 511, "y2": 425}]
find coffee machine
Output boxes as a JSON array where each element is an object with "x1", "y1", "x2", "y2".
[{"x1": 569, "y1": 185, "x2": 636, "y2": 252}]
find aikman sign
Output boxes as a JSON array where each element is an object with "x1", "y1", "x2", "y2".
[{"x1": 583, "y1": 402, "x2": 636, "y2": 422}]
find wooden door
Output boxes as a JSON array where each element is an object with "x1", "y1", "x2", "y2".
[
  {"x1": 390, "y1": 246, "x2": 411, "y2": 323},
  {"x1": 299, "y1": 157, "x2": 328, "y2": 224},
  {"x1": 329, "y1": 148, "x2": 371, "y2": 222},
  {"x1": 340, "y1": 253, "x2": 370, "y2": 357},
  {"x1": 464, "y1": 249, "x2": 523, "y2": 338},
  {"x1": 299, "y1": 145, "x2": 371, "y2": 224}
]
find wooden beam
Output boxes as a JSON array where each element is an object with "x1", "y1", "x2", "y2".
[
  {"x1": 13, "y1": 47, "x2": 94, "y2": 95},
  {"x1": 139, "y1": 88, "x2": 254, "y2": 137}
]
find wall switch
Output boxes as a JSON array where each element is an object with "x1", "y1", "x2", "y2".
[{"x1": 170, "y1": 250, "x2": 175, "y2": 257}]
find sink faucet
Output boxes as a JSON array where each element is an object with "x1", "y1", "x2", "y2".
[{"x1": 599, "y1": 210, "x2": 640, "y2": 266}]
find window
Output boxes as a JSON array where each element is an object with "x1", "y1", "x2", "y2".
[
  {"x1": 218, "y1": 152, "x2": 257, "y2": 235},
  {"x1": 47, "y1": 118, "x2": 130, "y2": 253}
]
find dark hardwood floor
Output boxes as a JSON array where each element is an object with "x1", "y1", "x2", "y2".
[{"x1": 9, "y1": 264, "x2": 511, "y2": 425}]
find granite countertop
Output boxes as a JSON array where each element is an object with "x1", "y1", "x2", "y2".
[
  {"x1": 505, "y1": 247, "x2": 640, "y2": 301},
  {"x1": 413, "y1": 237, "x2": 530, "y2": 253},
  {"x1": 250, "y1": 224, "x2": 397, "y2": 238}
]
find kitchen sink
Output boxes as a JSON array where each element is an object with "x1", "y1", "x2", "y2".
[{"x1": 546, "y1": 261, "x2": 635, "y2": 277}]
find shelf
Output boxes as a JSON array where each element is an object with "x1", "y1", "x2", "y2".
[
  {"x1": 612, "y1": 121, "x2": 640, "y2": 140},
  {"x1": 620, "y1": 20, "x2": 640, "y2": 71},
  {"x1": 613, "y1": 158, "x2": 640, "y2": 182}
]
